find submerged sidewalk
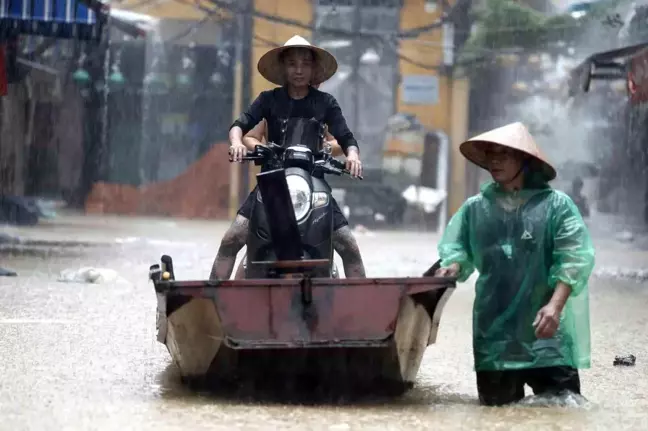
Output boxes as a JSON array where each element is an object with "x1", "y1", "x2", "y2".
[
  {"x1": 1, "y1": 210, "x2": 647, "y2": 279},
  {"x1": 0, "y1": 210, "x2": 233, "y2": 247}
]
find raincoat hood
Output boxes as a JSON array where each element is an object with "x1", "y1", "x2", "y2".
[
  {"x1": 257, "y1": 35, "x2": 338, "y2": 86},
  {"x1": 460, "y1": 122, "x2": 557, "y2": 182}
]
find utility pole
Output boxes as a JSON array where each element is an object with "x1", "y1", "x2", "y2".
[
  {"x1": 228, "y1": 12, "x2": 244, "y2": 220},
  {"x1": 240, "y1": 0, "x2": 253, "y2": 202},
  {"x1": 228, "y1": 0, "x2": 253, "y2": 220},
  {"x1": 352, "y1": 0, "x2": 362, "y2": 134},
  {"x1": 76, "y1": 19, "x2": 110, "y2": 209}
]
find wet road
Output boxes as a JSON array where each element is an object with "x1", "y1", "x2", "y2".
[{"x1": 1, "y1": 214, "x2": 648, "y2": 430}]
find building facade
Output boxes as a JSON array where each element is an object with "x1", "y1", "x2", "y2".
[{"x1": 83, "y1": 0, "x2": 471, "y2": 220}]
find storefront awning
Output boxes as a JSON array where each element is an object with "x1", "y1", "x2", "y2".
[
  {"x1": 569, "y1": 42, "x2": 648, "y2": 95},
  {"x1": 0, "y1": 0, "x2": 106, "y2": 41}
]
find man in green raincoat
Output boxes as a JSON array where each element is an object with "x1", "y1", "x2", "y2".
[{"x1": 435, "y1": 122, "x2": 595, "y2": 406}]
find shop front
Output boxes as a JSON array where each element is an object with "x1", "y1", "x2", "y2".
[
  {"x1": 569, "y1": 42, "x2": 648, "y2": 227},
  {"x1": 0, "y1": 0, "x2": 107, "y2": 276},
  {"x1": 625, "y1": 46, "x2": 648, "y2": 225}
]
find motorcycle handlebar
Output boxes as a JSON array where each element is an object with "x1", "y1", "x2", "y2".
[
  {"x1": 229, "y1": 146, "x2": 363, "y2": 179},
  {"x1": 241, "y1": 153, "x2": 264, "y2": 161},
  {"x1": 228, "y1": 145, "x2": 268, "y2": 163},
  {"x1": 329, "y1": 159, "x2": 363, "y2": 180}
]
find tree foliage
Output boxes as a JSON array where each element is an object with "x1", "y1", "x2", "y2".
[{"x1": 459, "y1": 0, "x2": 624, "y2": 64}]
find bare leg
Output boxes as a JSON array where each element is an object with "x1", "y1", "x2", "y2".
[
  {"x1": 234, "y1": 253, "x2": 247, "y2": 280},
  {"x1": 332, "y1": 226, "x2": 366, "y2": 278},
  {"x1": 209, "y1": 215, "x2": 249, "y2": 280}
]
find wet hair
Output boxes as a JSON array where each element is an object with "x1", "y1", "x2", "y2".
[{"x1": 279, "y1": 47, "x2": 316, "y2": 64}]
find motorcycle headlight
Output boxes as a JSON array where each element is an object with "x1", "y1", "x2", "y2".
[{"x1": 286, "y1": 175, "x2": 312, "y2": 222}]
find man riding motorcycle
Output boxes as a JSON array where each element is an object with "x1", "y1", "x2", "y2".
[
  {"x1": 232, "y1": 87, "x2": 343, "y2": 280},
  {"x1": 209, "y1": 35, "x2": 366, "y2": 281},
  {"x1": 243, "y1": 86, "x2": 345, "y2": 157}
]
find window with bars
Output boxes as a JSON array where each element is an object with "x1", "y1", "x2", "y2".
[{"x1": 312, "y1": 0, "x2": 401, "y2": 169}]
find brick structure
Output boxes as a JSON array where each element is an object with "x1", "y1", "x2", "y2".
[{"x1": 85, "y1": 143, "x2": 231, "y2": 220}]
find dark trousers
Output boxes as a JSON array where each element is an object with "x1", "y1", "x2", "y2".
[{"x1": 476, "y1": 366, "x2": 581, "y2": 406}]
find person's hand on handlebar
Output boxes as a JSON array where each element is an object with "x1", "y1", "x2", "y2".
[
  {"x1": 229, "y1": 140, "x2": 247, "y2": 162},
  {"x1": 345, "y1": 147, "x2": 363, "y2": 178}
]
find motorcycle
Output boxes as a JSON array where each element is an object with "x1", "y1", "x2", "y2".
[{"x1": 232, "y1": 118, "x2": 361, "y2": 279}]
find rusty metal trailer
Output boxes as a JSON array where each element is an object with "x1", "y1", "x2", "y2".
[{"x1": 150, "y1": 256, "x2": 455, "y2": 395}]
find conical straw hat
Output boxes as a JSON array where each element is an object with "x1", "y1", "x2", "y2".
[
  {"x1": 460, "y1": 122, "x2": 557, "y2": 181},
  {"x1": 257, "y1": 35, "x2": 338, "y2": 86}
]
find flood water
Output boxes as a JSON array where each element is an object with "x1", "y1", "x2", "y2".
[{"x1": 1, "y1": 214, "x2": 647, "y2": 430}]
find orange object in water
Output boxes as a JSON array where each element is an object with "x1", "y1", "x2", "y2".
[{"x1": 85, "y1": 143, "x2": 232, "y2": 219}]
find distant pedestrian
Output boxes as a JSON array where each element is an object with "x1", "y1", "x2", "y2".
[{"x1": 569, "y1": 177, "x2": 590, "y2": 219}]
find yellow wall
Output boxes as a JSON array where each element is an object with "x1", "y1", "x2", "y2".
[
  {"x1": 399, "y1": 0, "x2": 470, "y2": 216},
  {"x1": 251, "y1": 0, "x2": 312, "y2": 97},
  {"x1": 398, "y1": 0, "x2": 447, "y2": 132},
  {"x1": 121, "y1": 0, "x2": 217, "y2": 20},
  {"x1": 448, "y1": 77, "x2": 470, "y2": 216},
  {"x1": 120, "y1": 0, "x2": 470, "y2": 216},
  {"x1": 246, "y1": 0, "x2": 313, "y2": 190},
  {"x1": 125, "y1": 0, "x2": 311, "y2": 96}
]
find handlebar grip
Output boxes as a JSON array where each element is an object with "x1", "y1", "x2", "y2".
[
  {"x1": 330, "y1": 159, "x2": 363, "y2": 180},
  {"x1": 330, "y1": 159, "x2": 345, "y2": 169},
  {"x1": 229, "y1": 152, "x2": 263, "y2": 162},
  {"x1": 346, "y1": 171, "x2": 363, "y2": 180}
]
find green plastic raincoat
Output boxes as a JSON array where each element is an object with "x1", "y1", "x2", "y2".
[{"x1": 438, "y1": 181, "x2": 595, "y2": 372}]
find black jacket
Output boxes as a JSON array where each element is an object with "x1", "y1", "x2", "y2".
[{"x1": 230, "y1": 87, "x2": 359, "y2": 154}]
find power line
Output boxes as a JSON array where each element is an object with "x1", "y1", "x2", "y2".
[
  {"x1": 253, "y1": 34, "x2": 280, "y2": 48},
  {"x1": 172, "y1": 0, "x2": 281, "y2": 50},
  {"x1": 168, "y1": 0, "x2": 444, "y2": 70},
  {"x1": 119, "y1": 0, "x2": 164, "y2": 11},
  {"x1": 206, "y1": 0, "x2": 373, "y2": 39},
  {"x1": 205, "y1": 0, "x2": 465, "y2": 40},
  {"x1": 383, "y1": 38, "x2": 443, "y2": 70},
  {"x1": 126, "y1": 0, "x2": 562, "y2": 71},
  {"x1": 167, "y1": 0, "x2": 232, "y2": 42}
]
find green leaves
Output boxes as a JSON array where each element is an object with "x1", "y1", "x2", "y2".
[
  {"x1": 468, "y1": 0, "x2": 579, "y2": 51},
  {"x1": 456, "y1": 0, "x2": 627, "y2": 77}
]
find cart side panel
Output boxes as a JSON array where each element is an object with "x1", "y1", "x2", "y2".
[
  {"x1": 159, "y1": 277, "x2": 455, "y2": 347},
  {"x1": 212, "y1": 284, "x2": 403, "y2": 344}
]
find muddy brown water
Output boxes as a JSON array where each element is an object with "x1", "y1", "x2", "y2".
[{"x1": 1, "y1": 215, "x2": 647, "y2": 430}]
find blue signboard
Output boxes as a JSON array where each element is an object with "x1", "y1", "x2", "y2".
[
  {"x1": 0, "y1": 0, "x2": 104, "y2": 40},
  {"x1": 401, "y1": 74, "x2": 439, "y2": 105}
]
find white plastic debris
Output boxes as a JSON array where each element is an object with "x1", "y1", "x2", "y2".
[
  {"x1": 58, "y1": 267, "x2": 124, "y2": 284},
  {"x1": 593, "y1": 266, "x2": 648, "y2": 282},
  {"x1": 402, "y1": 185, "x2": 447, "y2": 213},
  {"x1": 115, "y1": 237, "x2": 140, "y2": 244},
  {"x1": 516, "y1": 391, "x2": 589, "y2": 408},
  {"x1": 352, "y1": 224, "x2": 375, "y2": 237},
  {"x1": 0, "y1": 233, "x2": 19, "y2": 244},
  {"x1": 616, "y1": 230, "x2": 635, "y2": 243}
]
